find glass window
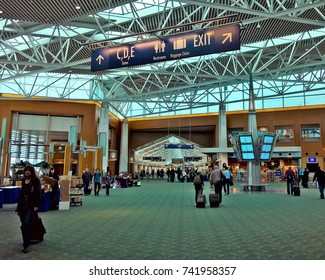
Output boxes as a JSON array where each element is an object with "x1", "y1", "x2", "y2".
[
  {"x1": 301, "y1": 124, "x2": 320, "y2": 141},
  {"x1": 275, "y1": 126, "x2": 294, "y2": 142}
]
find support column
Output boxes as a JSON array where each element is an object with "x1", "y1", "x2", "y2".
[
  {"x1": 119, "y1": 120, "x2": 129, "y2": 174},
  {"x1": 247, "y1": 68, "x2": 262, "y2": 187},
  {"x1": 63, "y1": 144, "x2": 71, "y2": 176},
  {"x1": 218, "y1": 102, "x2": 228, "y2": 167},
  {"x1": 0, "y1": 118, "x2": 7, "y2": 184},
  {"x1": 98, "y1": 102, "x2": 109, "y2": 173}
]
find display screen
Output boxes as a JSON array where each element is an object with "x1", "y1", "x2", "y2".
[
  {"x1": 239, "y1": 135, "x2": 253, "y2": 143},
  {"x1": 241, "y1": 144, "x2": 254, "y2": 152},
  {"x1": 264, "y1": 135, "x2": 274, "y2": 143},
  {"x1": 242, "y1": 152, "x2": 255, "y2": 160},
  {"x1": 260, "y1": 152, "x2": 271, "y2": 160},
  {"x1": 261, "y1": 144, "x2": 272, "y2": 152}
]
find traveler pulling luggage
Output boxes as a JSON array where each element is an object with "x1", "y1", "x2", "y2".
[{"x1": 194, "y1": 172, "x2": 205, "y2": 208}]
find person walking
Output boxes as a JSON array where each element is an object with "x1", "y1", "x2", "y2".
[
  {"x1": 284, "y1": 166, "x2": 296, "y2": 195},
  {"x1": 16, "y1": 165, "x2": 42, "y2": 253},
  {"x1": 82, "y1": 167, "x2": 93, "y2": 195},
  {"x1": 93, "y1": 168, "x2": 102, "y2": 196},
  {"x1": 193, "y1": 172, "x2": 204, "y2": 206},
  {"x1": 313, "y1": 166, "x2": 325, "y2": 199},
  {"x1": 209, "y1": 164, "x2": 224, "y2": 204},
  {"x1": 223, "y1": 166, "x2": 233, "y2": 195},
  {"x1": 302, "y1": 168, "x2": 309, "y2": 188},
  {"x1": 48, "y1": 167, "x2": 60, "y2": 210}
]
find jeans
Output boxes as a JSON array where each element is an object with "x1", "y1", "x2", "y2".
[
  {"x1": 287, "y1": 181, "x2": 294, "y2": 195},
  {"x1": 195, "y1": 185, "x2": 203, "y2": 203},
  {"x1": 214, "y1": 181, "x2": 223, "y2": 203},
  {"x1": 318, "y1": 182, "x2": 324, "y2": 199},
  {"x1": 224, "y1": 179, "x2": 231, "y2": 194},
  {"x1": 19, "y1": 208, "x2": 34, "y2": 248}
]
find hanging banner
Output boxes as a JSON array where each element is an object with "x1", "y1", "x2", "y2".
[{"x1": 91, "y1": 23, "x2": 240, "y2": 71}]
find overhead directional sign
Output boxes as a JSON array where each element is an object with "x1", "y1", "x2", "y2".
[
  {"x1": 91, "y1": 23, "x2": 240, "y2": 71},
  {"x1": 184, "y1": 156, "x2": 202, "y2": 162}
]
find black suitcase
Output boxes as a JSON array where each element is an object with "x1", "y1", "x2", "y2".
[
  {"x1": 209, "y1": 194, "x2": 220, "y2": 208},
  {"x1": 196, "y1": 192, "x2": 206, "y2": 208},
  {"x1": 293, "y1": 186, "x2": 300, "y2": 196},
  {"x1": 84, "y1": 186, "x2": 92, "y2": 195},
  {"x1": 30, "y1": 213, "x2": 46, "y2": 242}
]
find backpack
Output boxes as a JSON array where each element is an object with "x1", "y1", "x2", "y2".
[
  {"x1": 286, "y1": 172, "x2": 293, "y2": 181},
  {"x1": 193, "y1": 175, "x2": 201, "y2": 184}
]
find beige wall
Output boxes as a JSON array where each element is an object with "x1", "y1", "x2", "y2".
[
  {"x1": 0, "y1": 100, "x2": 99, "y2": 176},
  {"x1": 1, "y1": 100, "x2": 325, "y2": 176}
]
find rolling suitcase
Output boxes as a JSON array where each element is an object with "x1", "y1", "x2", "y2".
[
  {"x1": 209, "y1": 193, "x2": 219, "y2": 208},
  {"x1": 293, "y1": 186, "x2": 300, "y2": 196},
  {"x1": 196, "y1": 190, "x2": 206, "y2": 208},
  {"x1": 30, "y1": 212, "x2": 46, "y2": 242}
]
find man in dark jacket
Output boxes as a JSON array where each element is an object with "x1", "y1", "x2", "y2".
[
  {"x1": 284, "y1": 166, "x2": 296, "y2": 195},
  {"x1": 82, "y1": 167, "x2": 93, "y2": 195},
  {"x1": 313, "y1": 166, "x2": 325, "y2": 199}
]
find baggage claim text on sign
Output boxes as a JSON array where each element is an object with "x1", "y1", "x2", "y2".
[{"x1": 91, "y1": 24, "x2": 240, "y2": 71}]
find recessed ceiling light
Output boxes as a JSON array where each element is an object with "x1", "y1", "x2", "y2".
[
  {"x1": 0, "y1": 10, "x2": 3, "y2": 14},
  {"x1": 75, "y1": 5, "x2": 81, "y2": 10}
]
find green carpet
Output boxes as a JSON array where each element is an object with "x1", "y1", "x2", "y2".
[{"x1": 1, "y1": 180, "x2": 325, "y2": 260}]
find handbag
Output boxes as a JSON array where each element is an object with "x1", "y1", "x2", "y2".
[{"x1": 229, "y1": 180, "x2": 234, "y2": 186}]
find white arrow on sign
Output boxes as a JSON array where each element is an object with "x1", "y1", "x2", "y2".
[
  {"x1": 96, "y1": 55, "x2": 104, "y2": 65},
  {"x1": 222, "y1": 33, "x2": 232, "y2": 44}
]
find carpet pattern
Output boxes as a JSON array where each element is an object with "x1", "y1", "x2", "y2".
[{"x1": 1, "y1": 180, "x2": 325, "y2": 260}]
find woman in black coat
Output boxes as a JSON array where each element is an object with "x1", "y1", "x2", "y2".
[
  {"x1": 16, "y1": 165, "x2": 42, "y2": 253},
  {"x1": 49, "y1": 167, "x2": 60, "y2": 209}
]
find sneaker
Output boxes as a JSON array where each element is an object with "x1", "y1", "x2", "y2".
[{"x1": 21, "y1": 247, "x2": 29, "y2": 253}]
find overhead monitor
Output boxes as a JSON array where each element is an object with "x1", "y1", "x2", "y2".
[
  {"x1": 239, "y1": 135, "x2": 253, "y2": 143},
  {"x1": 241, "y1": 144, "x2": 254, "y2": 152},
  {"x1": 261, "y1": 144, "x2": 272, "y2": 152},
  {"x1": 242, "y1": 152, "x2": 255, "y2": 160},
  {"x1": 260, "y1": 152, "x2": 271, "y2": 160},
  {"x1": 239, "y1": 134, "x2": 255, "y2": 161},
  {"x1": 259, "y1": 134, "x2": 276, "y2": 161},
  {"x1": 264, "y1": 135, "x2": 275, "y2": 143}
]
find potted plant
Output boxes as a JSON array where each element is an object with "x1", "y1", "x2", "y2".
[{"x1": 40, "y1": 161, "x2": 52, "y2": 175}]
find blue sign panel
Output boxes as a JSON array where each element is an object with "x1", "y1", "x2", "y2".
[
  {"x1": 164, "y1": 143, "x2": 194, "y2": 149},
  {"x1": 308, "y1": 157, "x2": 317, "y2": 163},
  {"x1": 91, "y1": 23, "x2": 240, "y2": 71}
]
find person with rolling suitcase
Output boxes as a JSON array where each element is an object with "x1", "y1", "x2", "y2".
[
  {"x1": 16, "y1": 165, "x2": 43, "y2": 253},
  {"x1": 82, "y1": 167, "x2": 93, "y2": 195},
  {"x1": 209, "y1": 164, "x2": 225, "y2": 205},
  {"x1": 193, "y1": 172, "x2": 204, "y2": 207},
  {"x1": 285, "y1": 166, "x2": 296, "y2": 195}
]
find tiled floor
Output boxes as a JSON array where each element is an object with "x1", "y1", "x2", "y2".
[{"x1": 1, "y1": 180, "x2": 324, "y2": 260}]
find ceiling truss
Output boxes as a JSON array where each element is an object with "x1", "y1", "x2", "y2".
[{"x1": 0, "y1": 0, "x2": 324, "y2": 118}]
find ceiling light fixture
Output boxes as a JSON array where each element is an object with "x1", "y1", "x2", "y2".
[
  {"x1": 75, "y1": 5, "x2": 81, "y2": 10},
  {"x1": 0, "y1": 10, "x2": 3, "y2": 14}
]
